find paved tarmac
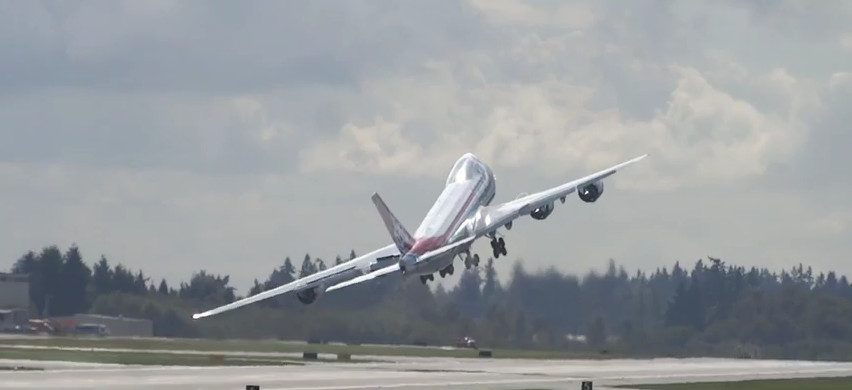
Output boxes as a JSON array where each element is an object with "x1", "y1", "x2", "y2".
[{"x1": 4, "y1": 356, "x2": 852, "y2": 390}]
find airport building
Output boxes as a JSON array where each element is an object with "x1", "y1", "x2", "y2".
[
  {"x1": 51, "y1": 313, "x2": 154, "y2": 337},
  {"x1": 0, "y1": 273, "x2": 31, "y2": 331},
  {"x1": 0, "y1": 272, "x2": 30, "y2": 309}
]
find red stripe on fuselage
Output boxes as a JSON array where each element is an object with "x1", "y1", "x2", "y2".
[{"x1": 409, "y1": 181, "x2": 480, "y2": 256}]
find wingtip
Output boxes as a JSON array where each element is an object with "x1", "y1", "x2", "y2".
[
  {"x1": 629, "y1": 154, "x2": 648, "y2": 163},
  {"x1": 192, "y1": 313, "x2": 204, "y2": 320}
]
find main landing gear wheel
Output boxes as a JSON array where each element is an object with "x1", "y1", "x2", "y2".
[
  {"x1": 439, "y1": 264, "x2": 455, "y2": 278},
  {"x1": 420, "y1": 274, "x2": 435, "y2": 284},
  {"x1": 491, "y1": 237, "x2": 507, "y2": 258},
  {"x1": 464, "y1": 254, "x2": 481, "y2": 269}
]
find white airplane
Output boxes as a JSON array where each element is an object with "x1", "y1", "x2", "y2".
[{"x1": 192, "y1": 152, "x2": 646, "y2": 319}]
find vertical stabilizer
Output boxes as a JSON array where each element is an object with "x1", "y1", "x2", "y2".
[{"x1": 372, "y1": 193, "x2": 414, "y2": 253}]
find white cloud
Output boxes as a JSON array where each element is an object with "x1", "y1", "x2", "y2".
[
  {"x1": 303, "y1": 58, "x2": 809, "y2": 193},
  {"x1": 301, "y1": 117, "x2": 436, "y2": 176},
  {"x1": 465, "y1": 0, "x2": 598, "y2": 29}
]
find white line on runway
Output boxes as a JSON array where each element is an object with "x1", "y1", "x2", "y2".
[{"x1": 251, "y1": 377, "x2": 581, "y2": 390}]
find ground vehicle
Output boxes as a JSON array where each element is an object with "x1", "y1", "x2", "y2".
[
  {"x1": 456, "y1": 336, "x2": 477, "y2": 349},
  {"x1": 74, "y1": 323, "x2": 109, "y2": 337}
]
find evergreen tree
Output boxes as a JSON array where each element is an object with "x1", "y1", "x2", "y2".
[
  {"x1": 133, "y1": 270, "x2": 148, "y2": 294},
  {"x1": 249, "y1": 279, "x2": 264, "y2": 296},
  {"x1": 12, "y1": 242, "x2": 852, "y2": 361},
  {"x1": 59, "y1": 245, "x2": 92, "y2": 315},
  {"x1": 91, "y1": 256, "x2": 113, "y2": 296},
  {"x1": 482, "y1": 258, "x2": 499, "y2": 302},
  {"x1": 453, "y1": 268, "x2": 483, "y2": 317},
  {"x1": 299, "y1": 253, "x2": 317, "y2": 277},
  {"x1": 38, "y1": 246, "x2": 64, "y2": 317},
  {"x1": 112, "y1": 264, "x2": 136, "y2": 293},
  {"x1": 157, "y1": 279, "x2": 169, "y2": 295},
  {"x1": 587, "y1": 315, "x2": 606, "y2": 346}
]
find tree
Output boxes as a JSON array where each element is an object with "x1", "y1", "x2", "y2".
[
  {"x1": 248, "y1": 279, "x2": 264, "y2": 296},
  {"x1": 453, "y1": 268, "x2": 483, "y2": 317},
  {"x1": 299, "y1": 254, "x2": 317, "y2": 277},
  {"x1": 158, "y1": 279, "x2": 170, "y2": 295},
  {"x1": 37, "y1": 246, "x2": 64, "y2": 317},
  {"x1": 112, "y1": 264, "x2": 137, "y2": 293},
  {"x1": 14, "y1": 242, "x2": 852, "y2": 361},
  {"x1": 587, "y1": 315, "x2": 606, "y2": 346},
  {"x1": 179, "y1": 271, "x2": 236, "y2": 305},
  {"x1": 91, "y1": 256, "x2": 113, "y2": 296},
  {"x1": 264, "y1": 257, "x2": 296, "y2": 289},
  {"x1": 482, "y1": 258, "x2": 499, "y2": 302},
  {"x1": 58, "y1": 245, "x2": 92, "y2": 315},
  {"x1": 133, "y1": 270, "x2": 148, "y2": 294}
]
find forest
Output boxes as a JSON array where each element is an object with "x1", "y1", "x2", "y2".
[{"x1": 9, "y1": 244, "x2": 852, "y2": 361}]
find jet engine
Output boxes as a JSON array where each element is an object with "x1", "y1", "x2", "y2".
[
  {"x1": 578, "y1": 181, "x2": 604, "y2": 203},
  {"x1": 296, "y1": 286, "x2": 324, "y2": 305},
  {"x1": 530, "y1": 202, "x2": 554, "y2": 220}
]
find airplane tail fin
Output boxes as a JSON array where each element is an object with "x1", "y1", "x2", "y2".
[{"x1": 371, "y1": 192, "x2": 414, "y2": 253}]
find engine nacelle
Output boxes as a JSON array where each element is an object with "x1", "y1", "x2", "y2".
[
  {"x1": 530, "y1": 202, "x2": 554, "y2": 220},
  {"x1": 296, "y1": 286, "x2": 324, "y2": 305},
  {"x1": 578, "y1": 181, "x2": 604, "y2": 203}
]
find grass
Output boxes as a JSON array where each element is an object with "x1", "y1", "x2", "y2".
[
  {"x1": 621, "y1": 376, "x2": 852, "y2": 390},
  {"x1": 0, "y1": 346, "x2": 304, "y2": 367},
  {"x1": 0, "y1": 336, "x2": 616, "y2": 360}
]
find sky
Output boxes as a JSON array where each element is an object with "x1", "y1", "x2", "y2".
[{"x1": 1, "y1": 0, "x2": 851, "y2": 294}]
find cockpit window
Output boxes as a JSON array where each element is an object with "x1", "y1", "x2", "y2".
[{"x1": 446, "y1": 155, "x2": 483, "y2": 185}]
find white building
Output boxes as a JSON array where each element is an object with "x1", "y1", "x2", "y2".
[{"x1": 0, "y1": 273, "x2": 29, "y2": 310}]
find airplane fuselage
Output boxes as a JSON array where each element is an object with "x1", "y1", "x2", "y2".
[{"x1": 398, "y1": 153, "x2": 496, "y2": 275}]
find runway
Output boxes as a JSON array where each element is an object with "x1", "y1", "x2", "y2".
[{"x1": 4, "y1": 356, "x2": 852, "y2": 390}]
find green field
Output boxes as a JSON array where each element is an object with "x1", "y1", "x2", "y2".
[
  {"x1": 0, "y1": 336, "x2": 616, "y2": 360},
  {"x1": 622, "y1": 376, "x2": 852, "y2": 390},
  {"x1": 0, "y1": 346, "x2": 304, "y2": 366}
]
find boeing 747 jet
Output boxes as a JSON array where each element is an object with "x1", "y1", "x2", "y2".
[{"x1": 193, "y1": 152, "x2": 647, "y2": 319}]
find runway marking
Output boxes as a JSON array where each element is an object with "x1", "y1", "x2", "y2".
[
  {"x1": 595, "y1": 367, "x2": 852, "y2": 381},
  {"x1": 252, "y1": 377, "x2": 581, "y2": 390}
]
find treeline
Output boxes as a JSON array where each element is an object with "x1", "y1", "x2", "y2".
[{"x1": 9, "y1": 245, "x2": 852, "y2": 361}]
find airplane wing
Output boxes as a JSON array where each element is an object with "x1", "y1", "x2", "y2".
[
  {"x1": 325, "y1": 236, "x2": 477, "y2": 293},
  {"x1": 324, "y1": 261, "x2": 401, "y2": 293},
  {"x1": 191, "y1": 243, "x2": 398, "y2": 319},
  {"x1": 471, "y1": 154, "x2": 648, "y2": 237}
]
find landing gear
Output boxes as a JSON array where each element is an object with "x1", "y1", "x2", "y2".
[
  {"x1": 439, "y1": 264, "x2": 455, "y2": 278},
  {"x1": 419, "y1": 274, "x2": 435, "y2": 284},
  {"x1": 491, "y1": 237, "x2": 507, "y2": 258},
  {"x1": 463, "y1": 253, "x2": 480, "y2": 269}
]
